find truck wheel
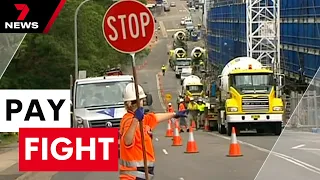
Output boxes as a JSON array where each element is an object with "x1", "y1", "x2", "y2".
[
  {"x1": 227, "y1": 124, "x2": 232, "y2": 136},
  {"x1": 274, "y1": 123, "x2": 282, "y2": 135},
  {"x1": 227, "y1": 123, "x2": 239, "y2": 136},
  {"x1": 218, "y1": 123, "x2": 226, "y2": 134},
  {"x1": 176, "y1": 74, "x2": 179, "y2": 78}
]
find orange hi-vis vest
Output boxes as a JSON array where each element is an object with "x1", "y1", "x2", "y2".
[
  {"x1": 179, "y1": 103, "x2": 185, "y2": 111},
  {"x1": 119, "y1": 111, "x2": 158, "y2": 180},
  {"x1": 167, "y1": 106, "x2": 174, "y2": 113}
]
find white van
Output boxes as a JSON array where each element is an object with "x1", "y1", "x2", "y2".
[{"x1": 180, "y1": 67, "x2": 193, "y2": 85}]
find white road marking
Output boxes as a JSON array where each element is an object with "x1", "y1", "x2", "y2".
[
  {"x1": 162, "y1": 149, "x2": 168, "y2": 155},
  {"x1": 179, "y1": 178, "x2": 185, "y2": 180},
  {"x1": 159, "y1": 21, "x2": 168, "y2": 38},
  {"x1": 156, "y1": 73, "x2": 166, "y2": 111},
  {"x1": 181, "y1": 4, "x2": 189, "y2": 13},
  {"x1": 155, "y1": 138, "x2": 159, "y2": 141},
  {"x1": 209, "y1": 132, "x2": 320, "y2": 175},
  {"x1": 292, "y1": 144, "x2": 306, "y2": 149}
]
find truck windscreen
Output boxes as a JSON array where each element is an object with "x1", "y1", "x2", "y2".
[
  {"x1": 231, "y1": 74, "x2": 273, "y2": 94},
  {"x1": 75, "y1": 81, "x2": 132, "y2": 108},
  {"x1": 186, "y1": 85, "x2": 203, "y2": 93},
  {"x1": 176, "y1": 60, "x2": 191, "y2": 66}
]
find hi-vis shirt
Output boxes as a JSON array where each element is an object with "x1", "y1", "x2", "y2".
[
  {"x1": 187, "y1": 102, "x2": 199, "y2": 110},
  {"x1": 119, "y1": 112, "x2": 158, "y2": 180},
  {"x1": 198, "y1": 104, "x2": 205, "y2": 112},
  {"x1": 161, "y1": 66, "x2": 166, "y2": 70}
]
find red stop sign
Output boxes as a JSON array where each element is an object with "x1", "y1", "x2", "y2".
[{"x1": 102, "y1": 0, "x2": 155, "y2": 54}]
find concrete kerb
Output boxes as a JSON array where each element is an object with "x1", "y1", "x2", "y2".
[{"x1": 156, "y1": 72, "x2": 167, "y2": 111}]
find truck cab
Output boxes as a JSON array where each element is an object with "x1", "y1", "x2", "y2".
[
  {"x1": 217, "y1": 58, "x2": 284, "y2": 136},
  {"x1": 182, "y1": 75, "x2": 205, "y2": 102},
  {"x1": 180, "y1": 67, "x2": 193, "y2": 85},
  {"x1": 70, "y1": 75, "x2": 153, "y2": 128},
  {"x1": 175, "y1": 58, "x2": 192, "y2": 78}
]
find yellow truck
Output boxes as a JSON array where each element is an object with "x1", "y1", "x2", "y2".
[{"x1": 217, "y1": 57, "x2": 284, "y2": 136}]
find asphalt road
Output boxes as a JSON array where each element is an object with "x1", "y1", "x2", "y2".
[{"x1": 1, "y1": 1, "x2": 320, "y2": 180}]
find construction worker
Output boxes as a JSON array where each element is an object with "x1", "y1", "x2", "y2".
[
  {"x1": 186, "y1": 97, "x2": 199, "y2": 131},
  {"x1": 119, "y1": 83, "x2": 187, "y2": 180},
  {"x1": 167, "y1": 103, "x2": 176, "y2": 125},
  {"x1": 161, "y1": 64, "x2": 166, "y2": 76},
  {"x1": 197, "y1": 98, "x2": 206, "y2": 129},
  {"x1": 178, "y1": 99, "x2": 186, "y2": 132},
  {"x1": 199, "y1": 60, "x2": 204, "y2": 66}
]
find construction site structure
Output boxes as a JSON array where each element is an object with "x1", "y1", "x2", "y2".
[{"x1": 205, "y1": 0, "x2": 320, "y2": 128}]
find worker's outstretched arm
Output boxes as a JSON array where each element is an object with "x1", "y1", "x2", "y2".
[
  {"x1": 123, "y1": 118, "x2": 139, "y2": 146},
  {"x1": 155, "y1": 113, "x2": 175, "y2": 123}
]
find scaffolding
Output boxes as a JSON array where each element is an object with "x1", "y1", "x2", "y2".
[{"x1": 246, "y1": 0, "x2": 282, "y2": 96}]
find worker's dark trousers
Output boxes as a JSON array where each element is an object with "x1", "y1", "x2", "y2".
[{"x1": 199, "y1": 112, "x2": 205, "y2": 127}]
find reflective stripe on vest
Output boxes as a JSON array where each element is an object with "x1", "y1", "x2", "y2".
[
  {"x1": 120, "y1": 159, "x2": 155, "y2": 168},
  {"x1": 120, "y1": 170, "x2": 154, "y2": 179}
]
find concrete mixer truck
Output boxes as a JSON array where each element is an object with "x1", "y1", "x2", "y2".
[
  {"x1": 190, "y1": 47, "x2": 207, "y2": 75},
  {"x1": 169, "y1": 47, "x2": 187, "y2": 69},
  {"x1": 172, "y1": 31, "x2": 188, "y2": 50},
  {"x1": 217, "y1": 57, "x2": 284, "y2": 136},
  {"x1": 182, "y1": 75, "x2": 205, "y2": 102}
]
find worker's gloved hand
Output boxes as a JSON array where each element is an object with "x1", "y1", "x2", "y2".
[
  {"x1": 134, "y1": 107, "x2": 144, "y2": 121},
  {"x1": 174, "y1": 110, "x2": 188, "y2": 118}
]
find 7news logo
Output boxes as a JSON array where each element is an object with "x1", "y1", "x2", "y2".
[
  {"x1": 4, "y1": 4, "x2": 39, "y2": 30},
  {"x1": 0, "y1": 0, "x2": 66, "y2": 33}
]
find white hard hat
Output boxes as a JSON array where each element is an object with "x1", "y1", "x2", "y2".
[
  {"x1": 179, "y1": 99, "x2": 184, "y2": 102},
  {"x1": 168, "y1": 103, "x2": 172, "y2": 106},
  {"x1": 198, "y1": 98, "x2": 202, "y2": 102},
  {"x1": 189, "y1": 97, "x2": 194, "y2": 101},
  {"x1": 123, "y1": 83, "x2": 146, "y2": 102}
]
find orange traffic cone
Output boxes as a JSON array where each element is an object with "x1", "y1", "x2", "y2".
[
  {"x1": 204, "y1": 118, "x2": 210, "y2": 131},
  {"x1": 165, "y1": 120, "x2": 173, "y2": 137},
  {"x1": 185, "y1": 124, "x2": 199, "y2": 153},
  {"x1": 172, "y1": 121, "x2": 183, "y2": 146},
  {"x1": 191, "y1": 120, "x2": 196, "y2": 129},
  {"x1": 227, "y1": 127, "x2": 243, "y2": 157},
  {"x1": 172, "y1": 118, "x2": 181, "y2": 132}
]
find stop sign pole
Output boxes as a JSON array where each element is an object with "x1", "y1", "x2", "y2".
[{"x1": 102, "y1": 1, "x2": 155, "y2": 179}]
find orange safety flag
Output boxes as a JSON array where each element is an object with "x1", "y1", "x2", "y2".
[{"x1": 119, "y1": 111, "x2": 158, "y2": 180}]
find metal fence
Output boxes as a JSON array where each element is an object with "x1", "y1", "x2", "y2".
[{"x1": 285, "y1": 89, "x2": 320, "y2": 129}]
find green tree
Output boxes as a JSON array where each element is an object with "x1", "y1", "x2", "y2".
[{"x1": 0, "y1": 0, "x2": 148, "y2": 89}]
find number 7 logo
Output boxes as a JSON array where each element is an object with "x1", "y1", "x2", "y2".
[{"x1": 14, "y1": 4, "x2": 30, "y2": 21}]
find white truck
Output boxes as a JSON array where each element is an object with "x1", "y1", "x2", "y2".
[
  {"x1": 175, "y1": 57, "x2": 192, "y2": 78},
  {"x1": 180, "y1": 67, "x2": 193, "y2": 85},
  {"x1": 182, "y1": 75, "x2": 204, "y2": 102},
  {"x1": 70, "y1": 75, "x2": 153, "y2": 128}
]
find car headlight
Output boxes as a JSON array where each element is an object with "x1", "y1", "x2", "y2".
[
  {"x1": 227, "y1": 107, "x2": 238, "y2": 112},
  {"x1": 273, "y1": 106, "x2": 283, "y2": 111},
  {"x1": 75, "y1": 116, "x2": 84, "y2": 124}
]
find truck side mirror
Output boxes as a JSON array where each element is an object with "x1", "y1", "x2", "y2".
[
  {"x1": 146, "y1": 93, "x2": 153, "y2": 106},
  {"x1": 167, "y1": 52, "x2": 169, "y2": 55}
]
